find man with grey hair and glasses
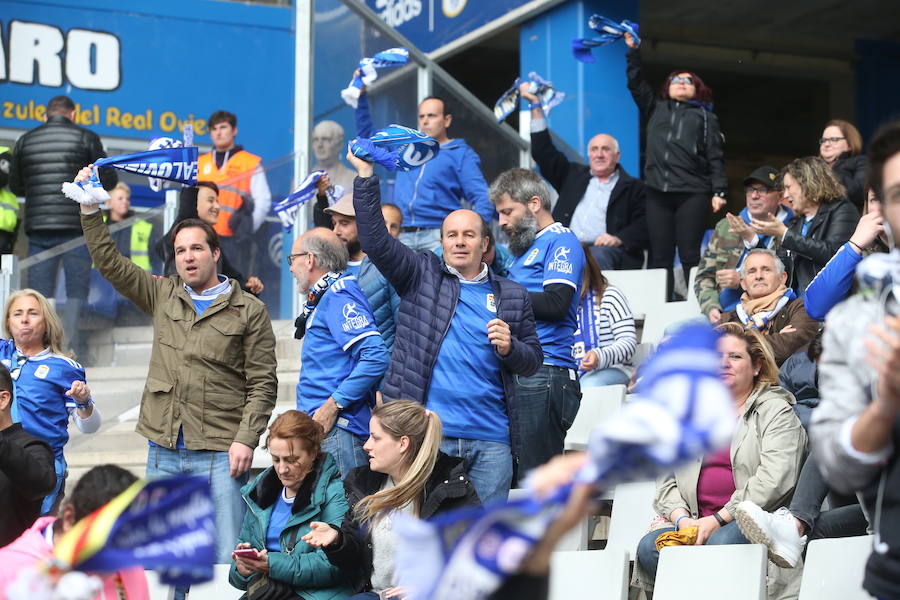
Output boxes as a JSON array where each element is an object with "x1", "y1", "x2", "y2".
[
  {"x1": 492, "y1": 168, "x2": 585, "y2": 476},
  {"x1": 719, "y1": 248, "x2": 818, "y2": 366},
  {"x1": 520, "y1": 84, "x2": 648, "y2": 270},
  {"x1": 288, "y1": 227, "x2": 390, "y2": 476}
]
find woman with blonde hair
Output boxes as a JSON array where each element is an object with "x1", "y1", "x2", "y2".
[
  {"x1": 749, "y1": 156, "x2": 859, "y2": 294},
  {"x1": 818, "y1": 119, "x2": 869, "y2": 210},
  {"x1": 0, "y1": 288, "x2": 100, "y2": 514},
  {"x1": 303, "y1": 400, "x2": 480, "y2": 599},
  {"x1": 633, "y1": 323, "x2": 806, "y2": 590}
]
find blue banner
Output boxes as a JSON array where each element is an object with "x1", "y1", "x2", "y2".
[{"x1": 95, "y1": 146, "x2": 199, "y2": 186}]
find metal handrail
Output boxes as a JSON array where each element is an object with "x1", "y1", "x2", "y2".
[{"x1": 338, "y1": 0, "x2": 529, "y2": 153}]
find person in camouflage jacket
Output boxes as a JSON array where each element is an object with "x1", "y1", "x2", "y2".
[{"x1": 694, "y1": 166, "x2": 792, "y2": 322}]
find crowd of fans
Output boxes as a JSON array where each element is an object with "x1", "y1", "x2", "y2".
[{"x1": 0, "y1": 30, "x2": 898, "y2": 600}]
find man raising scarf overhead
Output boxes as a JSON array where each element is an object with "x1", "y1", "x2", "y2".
[{"x1": 719, "y1": 249, "x2": 818, "y2": 366}]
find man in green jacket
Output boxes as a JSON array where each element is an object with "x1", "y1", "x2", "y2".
[{"x1": 73, "y1": 165, "x2": 277, "y2": 567}]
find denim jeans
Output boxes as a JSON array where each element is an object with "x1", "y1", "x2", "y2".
[
  {"x1": 145, "y1": 446, "x2": 247, "y2": 563},
  {"x1": 27, "y1": 231, "x2": 92, "y2": 300},
  {"x1": 589, "y1": 245, "x2": 626, "y2": 271},
  {"x1": 322, "y1": 426, "x2": 368, "y2": 477},
  {"x1": 580, "y1": 367, "x2": 630, "y2": 387},
  {"x1": 637, "y1": 522, "x2": 749, "y2": 581},
  {"x1": 399, "y1": 228, "x2": 441, "y2": 252},
  {"x1": 789, "y1": 454, "x2": 868, "y2": 541},
  {"x1": 440, "y1": 437, "x2": 512, "y2": 504},
  {"x1": 514, "y1": 365, "x2": 581, "y2": 477}
]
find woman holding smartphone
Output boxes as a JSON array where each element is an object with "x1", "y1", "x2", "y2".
[{"x1": 228, "y1": 410, "x2": 353, "y2": 600}]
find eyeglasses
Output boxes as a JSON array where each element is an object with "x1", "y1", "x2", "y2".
[
  {"x1": 286, "y1": 252, "x2": 309, "y2": 266},
  {"x1": 671, "y1": 75, "x2": 694, "y2": 85},
  {"x1": 745, "y1": 186, "x2": 771, "y2": 196},
  {"x1": 819, "y1": 136, "x2": 845, "y2": 145}
]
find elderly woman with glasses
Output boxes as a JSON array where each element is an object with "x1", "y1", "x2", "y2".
[
  {"x1": 818, "y1": 119, "x2": 869, "y2": 211},
  {"x1": 624, "y1": 33, "x2": 727, "y2": 300},
  {"x1": 0, "y1": 289, "x2": 100, "y2": 515}
]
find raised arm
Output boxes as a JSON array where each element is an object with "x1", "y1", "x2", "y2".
[{"x1": 624, "y1": 43, "x2": 657, "y2": 117}]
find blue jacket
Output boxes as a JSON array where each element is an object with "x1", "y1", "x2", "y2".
[
  {"x1": 355, "y1": 94, "x2": 493, "y2": 228},
  {"x1": 229, "y1": 453, "x2": 352, "y2": 600},
  {"x1": 353, "y1": 175, "x2": 543, "y2": 458},
  {"x1": 357, "y1": 257, "x2": 400, "y2": 352},
  {"x1": 803, "y1": 242, "x2": 862, "y2": 321}
]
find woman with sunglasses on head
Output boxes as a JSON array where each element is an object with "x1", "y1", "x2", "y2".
[
  {"x1": 0, "y1": 289, "x2": 100, "y2": 516},
  {"x1": 818, "y1": 119, "x2": 869, "y2": 211},
  {"x1": 302, "y1": 400, "x2": 480, "y2": 599},
  {"x1": 624, "y1": 33, "x2": 727, "y2": 299}
]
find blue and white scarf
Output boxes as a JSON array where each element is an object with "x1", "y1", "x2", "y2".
[
  {"x1": 350, "y1": 124, "x2": 440, "y2": 172},
  {"x1": 572, "y1": 15, "x2": 640, "y2": 63},
  {"x1": 62, "y1": 146, "x2": 199, "y2": 205},
  {"x1": 273, "y1": 169, "x2": 327, "y2": 229},
  {"x1": 574, "y1": 289, "x2": 600, "y2": 376},
  {"x1": 735, "y1": 286, "x2": 797, "y2": 331},
  {"x1": 493, "y1": 71, "x2": 566, "y2": 123},
  {"x1": 394, "y1": 324, "x2": 734, "y2": 600},
  {"x1": 341, "y1": 47, "x2": 410, "y2": 108}
]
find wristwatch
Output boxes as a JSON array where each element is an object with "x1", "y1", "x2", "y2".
[{"x1": 713, "y1": 512, "x2": 727, "y2": 527}]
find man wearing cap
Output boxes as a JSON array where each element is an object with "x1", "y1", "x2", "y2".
[
  {"x1": 695, "y1": 166, "x2": 794, "y2": 324},
  {"x1": 321, "y1": 194, "x2": 400, "y2": 352}
]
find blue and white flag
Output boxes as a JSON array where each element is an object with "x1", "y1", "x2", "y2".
[
  {"x1": 62, "y1": 146, "x2": 199, "y2": 205},
  {"x1": 341, "y1": 47, "x2": 410, "y2": 108},
  {"x1": 273, "y1": 169, "x2": 327, "y2": 229},
  {"x1": 493, "y1": 72, "x2": 566, "y2": 123},
  {"x1": 572, "y1": 15, "x2": 641, "y2": 63},
  {"x1": 350, "y1": 124, "x2": 440, "y2": 172},
  {"x1": 146, "y1": 136, "x2": 185, "y2": 192},
  {"x1": 395, "y1": 324, "x2": 734, "y2": 600}
]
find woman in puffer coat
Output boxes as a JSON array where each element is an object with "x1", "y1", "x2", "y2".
[
  {"x1": 229, "y1": 410, "x2": 353, "y2": 600},
  {"x1": 624, "y1": 32, "x2": 727, "y2": 299}
]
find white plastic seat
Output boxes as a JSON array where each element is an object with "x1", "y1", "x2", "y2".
[
  {"x1": 252, "y1": 404, "x2": 294, "y2": 468},
  {"x1": 798, "y1": 535, "x2": 874, "y2": 600},
  {"x1": 549, "y1": 549, "x2": 629, "y2": 600},
  {"x1": 564, "y1": 385, "x2": 626, "y2": 451},
  {"x1": 604, "y1": 269, "x2": 668, "y2": 320},
  {"x1": 604, "y1": 480, "x2": 657, "y2": 559},
  {"x1": 144, "y1": 571, "x2": 174, "y2": 600},
  {"x1": 186, "y1": 564, "x2": 243, "y2": 600},
  {"x1": 506, "y1": 487, "x2": 591, "y2": 551},
  {"x1": 654, "y1": 544, "x2": 767, "y2": 600}
]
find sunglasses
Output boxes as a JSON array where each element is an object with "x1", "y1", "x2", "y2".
[{"x1": 671, "y1": 75, "x2": 694, "y2": 85}]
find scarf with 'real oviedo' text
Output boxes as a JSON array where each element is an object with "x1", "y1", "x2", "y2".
[{"x1": 294, "y1": 271, "x2": 343, "y2": 339}]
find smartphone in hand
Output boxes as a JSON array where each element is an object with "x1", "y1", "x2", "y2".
[{"x1": 233, "y1": 548, "x2": 260, "y2": 559}]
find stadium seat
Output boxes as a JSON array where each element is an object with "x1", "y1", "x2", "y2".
[
  {"x1": 252, "y1": 404, "x2": 294, "y2": 468},
  {"x1": 549, "y1": 549, "x2": 629, "y2": 600},
  {"x1": 506, "y1": 488, "x2": 591, "y2": 551},
  {"x1": 798, "y1": 535, "x2": 874, "y2": 600},
  {"x1": 604, "y1": 269, "x2": 668, "y2": 320},
  {"x1": 186, "y1": 564, "x2": 243, "y2": 599},
  {"x1": 654, "y1": 544, "x2": 767, "y2": 600},
  {"x1": 564, "y1": 385, "x2": 626, "y2": 451},
  {"x1": 604, "y1": 480, "x2": 657, "y2": 559},
  {"x1": 145, "y1": 571, "x2": 174, "y2": 600}
]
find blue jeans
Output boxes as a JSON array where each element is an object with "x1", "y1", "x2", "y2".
[
  {"x1": 637, "y1": 522, "x2": 749, "y2": 581},
  {"x1": 145, "y1": 446, "x2": 247, "y2": 563},
  {"x1": 514, "y1": 365, "x2": 581, "y2": 477},
  {"x1": 440, "y1": 437, "x2": 512, "y2": 504},
  {"x1": 589, "y1": 245, "x2": 626, "y2": 271},
  {"x1": 580, "y1": 367, "x2": 630, "y2": 387},
  {"x1": 399, "y1": 228, "x2": 441, "y2": 252},
  {"x1": 322, "y1": 426, "x2": 368, "y2": 477},
  {"x1": 27, "y1": 232, "x2": 92, "y2": 300}
]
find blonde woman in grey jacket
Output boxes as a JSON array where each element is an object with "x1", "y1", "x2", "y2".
[{"x1": 634, "y1": 323, "x2": 807, "y2": 589}]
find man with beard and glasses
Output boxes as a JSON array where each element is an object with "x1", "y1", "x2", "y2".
[
  {"x1": 288, "y1": 228, "x2": 390, "y2": 476},
  {"x1": 491, "y1": 168, "x2": 585, "y2": 477},
  {"x1": 324, "y1": 194, "x2": 400, "y2": 351}
]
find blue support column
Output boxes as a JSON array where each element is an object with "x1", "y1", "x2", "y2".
[{"x1": 520, "y1": 0, "x2": 640, "y2": 174}]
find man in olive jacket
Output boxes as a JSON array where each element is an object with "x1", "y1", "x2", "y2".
[{"x1": 74, "y1": 166, "x2": 277, "y2": 563}]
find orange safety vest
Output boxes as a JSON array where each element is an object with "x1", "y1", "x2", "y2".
[{"x1": 197, "y1": 149, "x2": 262, "y2": 237}]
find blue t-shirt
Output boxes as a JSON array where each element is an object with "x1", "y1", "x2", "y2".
[
  {"x1": 428, "y1": 280, "x2": 509, "y2": 444},
  {"x1": 0, "y1": 340, "x2": 84, "y2": 460},
  {"x1": 298, "y1": 275, "x2": 383, "y2": 437},
  {"x1": 266, "y1": 488, "x2": 295, "y2": 552},
  {"x1": 507, "y1": 223, "x2": 584, "y2": 369}
]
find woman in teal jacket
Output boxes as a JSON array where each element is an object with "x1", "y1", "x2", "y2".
[{"x1": 229, "y1": 410, "x2": 353, "y2": 600}]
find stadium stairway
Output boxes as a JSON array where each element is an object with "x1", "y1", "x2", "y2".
[{"x1": 65, "y1": 320, "x2": 302, "y2": 483}]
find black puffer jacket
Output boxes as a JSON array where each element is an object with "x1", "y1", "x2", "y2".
[
  {"x1": 626, "y1": 49, "x2": 727, "y2": 196},
  {"x1": 324, "y1": 452, "x2": 480, "y2": 593},
  {"x1": 9, "y1": 115, "x2": 117, "y2": 235},
  {"x1": 778, "y1": 198, "x2": 859, "y2": 294},
  {"x1": 831, "y1": 152, "x2": 869, "y2": 211}
]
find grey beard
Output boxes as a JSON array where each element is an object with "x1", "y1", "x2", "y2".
[{"x1": 508, "y1": 214, "x2": 538, "y2": 257}]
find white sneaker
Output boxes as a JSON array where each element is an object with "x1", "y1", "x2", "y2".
[{"x1": 735, "y1": 501, "x2": 807, "y2": 568}]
